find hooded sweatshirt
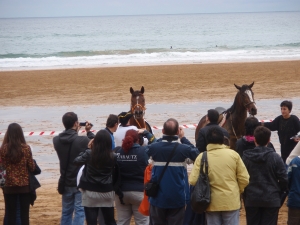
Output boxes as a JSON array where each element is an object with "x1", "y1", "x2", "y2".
[
  {"x1": 53, "y1": 129, "x2": 90, "y2": 187},
  {"x1": 236, "y1": 136, "x2": 275, "y2": 157},
  {"x1": 242, "y1": 146, "x2": 288, "y2": 207}
]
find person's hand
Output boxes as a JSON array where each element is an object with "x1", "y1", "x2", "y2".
[
  {"x1": 85, "y1": 121, "x2": 92, "y2": 132},
  {"x1": 178, "y1": 127, "x2": 184, "y2": 139},
  {"x1": 294, "y1": 137, "x2": 300, "y2": 142},
  {"x1": 88, "y1": 139, "x2": 94, "y2": 149},
  {"x1": 138, "y1": 129, "x2": 145, "y2": 134}
]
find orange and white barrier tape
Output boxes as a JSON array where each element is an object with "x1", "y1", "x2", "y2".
[{"x1": 0, "y1": 120, "x2": 273, "y2": 136}]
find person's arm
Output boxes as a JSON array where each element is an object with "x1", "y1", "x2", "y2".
[
  {"x1": 26, "y1": 146, "x2": 36, "y2": 172},
  {"x1": 179, "y1": 128, "x2": 200, "y2": 161},
  {"x1": 236, "y1": 154, "x2": 250, "y2": 193},
  {"x1": 294, "y1": 115, "x2": 300, "y2": 132},
  {"x1": 235, "y1": 139, "x2": 243, "y2": 157},
  {"x1": 262, "y1": 116, "x2": 280, "y2": 131},
  {"x1": 293, "y1": 115, "x2": 300, "y2": 141},
  {"x1": 73, "y1": 149, "x2": 90, "y2": 166},
  {"x1": 188, "y1": 153, "x2": 202, "y2": 186},
  {"x1": 274, "y1": 154, "x2": 288, "y2": 191},
  {"x1": 287, "y1": 160, "x2": 293, "y2": 190},
  {"x1": 196, "y1": 130, "x2": 206, "y2": 153},
  {"x1": 286, "y1": 142, "x2": 300, "y2": 165},
  {"x1": 140, "y1": 130, "x2": 157, "y2": 144}
]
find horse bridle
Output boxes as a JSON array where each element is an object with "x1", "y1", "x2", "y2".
[
  {"x1": 244, "y1": 101, "x2": 255, "y2": 107},
  {"x1": 131, "y1": 95, "x2": 146, "y2": 117}
]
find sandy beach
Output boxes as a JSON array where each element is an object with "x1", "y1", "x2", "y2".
[{"x1": 1, "y1": 60, "x2": 300, "y2": 224}]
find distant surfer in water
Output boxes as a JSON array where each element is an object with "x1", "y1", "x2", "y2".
[{"x1": 170, "y1": 46, "x2": 172, "y2": 49}]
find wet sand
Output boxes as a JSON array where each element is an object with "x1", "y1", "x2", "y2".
[
  {"x1": 1, "y1": 61, "x2": 300, "y2": 224},
  {"x1": 1, "y1": 60, "x2": 300, "y2": 106}
]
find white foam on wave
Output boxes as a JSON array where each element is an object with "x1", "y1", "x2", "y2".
[{"x1": 1, "y1": 49, "x2": 300, "y2": 70}]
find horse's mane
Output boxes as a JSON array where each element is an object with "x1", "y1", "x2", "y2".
[{"x1": 225, "y1": 85, "x2": 251, "y2": 119}]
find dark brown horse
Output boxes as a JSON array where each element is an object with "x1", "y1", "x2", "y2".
[
  {"x1": 129, "y1": 86, "x2": 152, "y2": 133},
  {"x1": 195, "y1": 82, "x2": 257, "y2": 149}
]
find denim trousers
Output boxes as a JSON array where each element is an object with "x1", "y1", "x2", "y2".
[
  {"x1": 206, "y1": 209, "x2": 240, "y2": 225},
  {"x1": 61, "y1": 186, "x2": 85, "y2": 225}
]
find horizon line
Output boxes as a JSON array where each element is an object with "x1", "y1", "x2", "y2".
[{"x1": 0, "y1": 10, "x2": 299, "y2": 19}]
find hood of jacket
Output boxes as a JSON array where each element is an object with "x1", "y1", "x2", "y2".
[
  {"x1": 58, "y1": 129, "x2": 78, "y2": 144},
  {"x1": 243, "y1": 146, "x2": 274, "y2": 162}
]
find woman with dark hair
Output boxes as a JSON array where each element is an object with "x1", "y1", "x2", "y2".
[
  {"x1": 74, "y1": 129, "x2": 117, "y2": 225},
  {"x1": 236, "y1": 117, "x2": 274, "y2": 157},
  {"x1": 114, "y1": 129, "x2": 155, "y2": 225},
  {"x1": 0, "y1": 123, "x2": 36, "y2": 225}
]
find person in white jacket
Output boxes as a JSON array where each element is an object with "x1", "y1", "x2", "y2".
[{"x1": 286, "y1": 141, "x2": 300, "y2": 165}]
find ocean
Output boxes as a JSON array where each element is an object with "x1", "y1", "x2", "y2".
[{"x1": 0, "y1": 12, "x2": 300, "y2": 70}]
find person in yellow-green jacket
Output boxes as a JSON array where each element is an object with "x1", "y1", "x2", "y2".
[{"x1": 189, "y1": 126, "x2": 249, "y2": 225}]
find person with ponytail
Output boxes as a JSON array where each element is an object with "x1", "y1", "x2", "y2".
[
  {"x1": 0, "y1": 123, "x2": 36, "y2": 225},
  {"x1": 114, "y1": 129, "x2": 156, "y2": 225},
  {"x1": 74, "y1": 129, "x2": 117, "y2": 225}
]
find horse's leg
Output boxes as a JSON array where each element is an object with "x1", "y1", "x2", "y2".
[{"x1": 195, "y1": 115, "x2": 208, "y2": 141}]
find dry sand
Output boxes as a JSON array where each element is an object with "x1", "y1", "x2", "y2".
[{"x1": 1, "y1": 60, "x2": 300, "y2": 224}]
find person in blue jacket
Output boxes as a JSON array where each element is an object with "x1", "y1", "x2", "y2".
[
  {"x1": 145, "y1": 118, "x2": 199, "y2": 225},
  {"x1": 287, "y1": 155, "x2": 300, "y2": 224}
]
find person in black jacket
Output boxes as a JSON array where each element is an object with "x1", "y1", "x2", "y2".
[
  {"x1": 236, "y1": 117, "x2": 275, "y2": 157},
  {"x1": 262, "y1": 100, "x2": 300, "y2": 163},
  {"x1": 74, "y1": 129, "x2": 117, "y2": 225},
  {"x1": 53, "y1": 112, "x2": 90, "y2": 225},
  {"x1": 242, "y1": 126, "x2": 288, "y2": 225},
  {"x1": 196, "y1": 109, "x2": 229, "y2": 153}
]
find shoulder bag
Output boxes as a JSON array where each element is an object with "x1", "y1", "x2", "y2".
[
  {"x1": 191, "y1": 151, "x2": 211, "y2": 213},
  {"x1": 144, "y1": 143, "x2": 179, "y2": 197},
  {"x1": 57, "y1": 142, "x2": 73, "y2": 195}
]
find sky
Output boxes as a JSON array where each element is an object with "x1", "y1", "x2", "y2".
[{"x1": 0, "y1": 0, "x2": 299, "y2": 18}]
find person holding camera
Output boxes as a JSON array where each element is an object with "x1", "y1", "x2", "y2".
[
  {"x1": 53, "y1": 112, "x2": 91, "y2": 225},
  {"x1": 114, "y1": 129, "x2": 156, "y2": 225},
  {"x1": 145, "y1": 118, "x2": 199, "y2": 225}
]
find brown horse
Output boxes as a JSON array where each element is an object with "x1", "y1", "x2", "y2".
[
  {"x1": 195, "y1": 82, "x2": 257, "y2": 149},
  {"x1": 129, "y1": 86, "x2": 153, "y2": 133}
]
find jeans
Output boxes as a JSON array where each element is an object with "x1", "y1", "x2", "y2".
[
  {"x1": 206, "y1": 210, "x2": 239, "y2": 225},
  {"x1": 84, "y1": 207, "x2": 116, "y2": 225},
  {"x1": 61, "y1": 186, "x2": 85, "y2": 225},
  {"x1": 115, "y1": 191, "x2": 149, "y2": 225},
  {"x1": 245, "y1": 207, "x2": 279, "y2": 225},
  {"x1": 4, "y1": 193, "x2": 27, "y2": 225}
]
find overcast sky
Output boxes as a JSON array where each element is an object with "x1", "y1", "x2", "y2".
[{"x1": 0, "y1": 0, "x2": 299, "y2": 18}]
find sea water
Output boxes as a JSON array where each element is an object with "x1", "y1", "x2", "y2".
[{"x1": 0, "y1": 12, "x2": 300, "y2": 70}]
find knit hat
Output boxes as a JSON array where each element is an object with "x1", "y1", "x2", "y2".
[{"x1": 118, "y1": 112, "x2": 133, "y2": 126}]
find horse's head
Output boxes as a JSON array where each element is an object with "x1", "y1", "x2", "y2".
[
  {"x1": 130, "y1": 86, "x2": 146, "y2": 119},
  {"x1": 234, "y1": 82, "x2": 257, "y2": 116}
]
